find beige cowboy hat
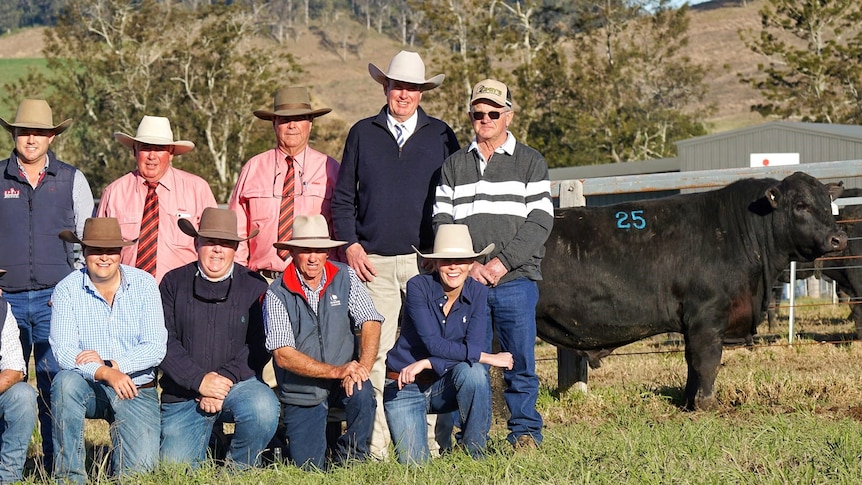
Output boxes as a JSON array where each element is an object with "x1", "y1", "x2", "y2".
[
  {"x1": 59, "y1": 218, "x2": 136, "y2": 248},
  {"x1": 413, "y1": 224, "x2": 494, "y2": 259},
  {"x1": 368, "y1": 51, "x2": 444, "y2": 91},
  {"x1": 470, "y1": 79, "x2": 513, "y2": 109},
  {"x1": 0, "y1": 268, "x2": 6, "y2": 277},
  {"x1": 179, "y1": 207, "x2": 258, "y2": 242},
  {"x1": 114, "y1": 115, "x2": 195, "y2": 155},
  {"x1": 254, "y1": 86, "x2": 332, "y2": 121},
  {"x1": 0, "y1": 99, "x2": 72, "y2": 135},
  {"x1": 273, "y1": 215, "x2": 346, "y2": 250}
]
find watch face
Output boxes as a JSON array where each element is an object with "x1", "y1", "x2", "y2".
[{"x1": 103, "y1": 360, "x2": 112, "y2": 368}]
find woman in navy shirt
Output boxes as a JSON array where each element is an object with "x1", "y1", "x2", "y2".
[{"x1": 383, "y1": 224, "x2": 514, "y2": 464}]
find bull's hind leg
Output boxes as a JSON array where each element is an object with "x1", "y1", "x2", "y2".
[{"x1": 682, "y1": 328, "x2": 723, "y2": 411}]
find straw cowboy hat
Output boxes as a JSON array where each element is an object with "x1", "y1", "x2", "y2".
[
  {"x1": 59, "y1": 218, "x2": 136, "y2": 248},
  {"x1": 272, "y1": 215, "x2": 346, "y2": 250},
  {"x1": 368, "y1": 51, "x2": 444, "y2": 91},
  {"x1": 114, "y1": 115, "x2": 195, "y2": 156},
  {"x1": 413, "y1": 224, "x2": 494, "y2": 259},
  {"x1": 254, "y1": 86, "x2": 332, "y2": 121},
  {"x1": 179, "y1": 207, "x2": 258, "y2": 242},
  {"x1": 0, "y1": 99, "x2": 72, "y2": 135}
]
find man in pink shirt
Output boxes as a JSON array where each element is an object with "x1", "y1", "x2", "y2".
[
  {"x1": 228, "y1": 86, "x2": 339, "y2": 280},
  {"x1": 97, "y1": 116, "x2": 217, "y2": 283}
]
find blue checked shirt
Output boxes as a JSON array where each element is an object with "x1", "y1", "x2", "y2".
[
  {"x1": 264, "y1": 265, "x2": 383, "y2": 351},
  {"x1": 0, "y1": 302, "x2": 26, "y2": 373},
  {"x1": 50, "y1": 265, "x2": 167, "y2": 386}
]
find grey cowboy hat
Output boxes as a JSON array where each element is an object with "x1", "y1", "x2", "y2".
[{"x1": 179, "y1": 207, "x2": 258, "y2": 242}]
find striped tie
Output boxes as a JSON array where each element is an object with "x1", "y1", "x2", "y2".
[
  {"x1": 395, "y1": 123, "x2": 405, "y2": 147},
  {"x1": 276, "y1": 157, "x2": 295, "y2": 260},
  {"x1": 136, "y1": 181, "x2": 159, "y2": 276}
]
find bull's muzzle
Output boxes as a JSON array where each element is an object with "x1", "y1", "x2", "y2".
[{"x1": 831, "y1": 231, "x2": 848, "y2": 251}]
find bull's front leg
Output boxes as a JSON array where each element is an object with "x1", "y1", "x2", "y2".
[{"x1": 682, "y1": 325, "x2": 723, "y2": 411}]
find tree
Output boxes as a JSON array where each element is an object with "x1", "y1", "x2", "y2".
[{"x1": 739, "y1": 0, "x2": 862, "y2": 123}]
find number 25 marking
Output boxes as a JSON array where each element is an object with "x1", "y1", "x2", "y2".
[{"x1": 616, "y1": 210, "x2": 646, "y2": 230}]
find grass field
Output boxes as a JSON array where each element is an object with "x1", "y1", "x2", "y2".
[{"x1": 0, "y1": 58, "x2": 48, "y2": 119}]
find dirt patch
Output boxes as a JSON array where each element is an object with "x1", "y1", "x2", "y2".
[{"x1": 0, "y1": 28, "x2": 45, "y2": 59}]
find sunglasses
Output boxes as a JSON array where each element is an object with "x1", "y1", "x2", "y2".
[{"x1": 471, "y1": 110, "x2": 505, "y2": 121}]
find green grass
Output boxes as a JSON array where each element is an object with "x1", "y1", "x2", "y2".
[{"x1": 0, "y1": 58, "x2": 49, "y2": 118}]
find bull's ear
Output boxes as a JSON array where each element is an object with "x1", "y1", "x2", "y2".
[
  {"x1": 765, "y1": 187, "x2": 780, "y2": 209},
  {"x1": 827, "y1": 181, "x2": 844, "y2": 201}
]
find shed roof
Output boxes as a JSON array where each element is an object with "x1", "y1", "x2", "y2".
[{"x1": 676, "y1": 121, "x2": 862, "y2": 147}]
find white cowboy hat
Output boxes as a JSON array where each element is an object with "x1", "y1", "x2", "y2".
[
  {"x1": 253, "y1": 86, "x2": 332, "y2": 121},
  {"x1": 413, "y1": 224, "x2": 494, "y2": 259},
  {"x1": 272, "y1": 215, "x2": 347, "y2": 250},
  {"x1": 368, "y1": 51, "x2": 444, "y2": 91},
  {"x1": 0, "y1": 99, "x2": 72, "y2": 135},
  {"x1": 114, "y1": 115, "x2": 195, "y2": 155}
]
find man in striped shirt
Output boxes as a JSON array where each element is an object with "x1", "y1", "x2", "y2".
[{"x1": 432, "y1": 79, "x2": 554, "y2": 451}]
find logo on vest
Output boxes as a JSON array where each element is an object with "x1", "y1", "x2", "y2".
[
  {"x1": 329, "y1": 294, "x2": 342, "y2": 307},
  {"x1": 3, "y1": 187, "x2": 20, "y2": 199}
]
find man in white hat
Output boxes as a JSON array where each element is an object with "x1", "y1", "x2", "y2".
[
  {"x1": 331, "y1": 50, "x2": 460, "y2": 458},
  {"x1": 0, "y1": 98, "x2": 94, "y2": 472},
  {"x1": 263, "y1": 214, "x2": 382, "y2": 470},
  {"x1": 159, "y1": 208, "x2": 279, "y2": 469},
  {"x1": 97, "y1": 115, "x2": 217, "y2": 283},
  {"x1": 50, "y1": 217, "x2": 167, "y2": 483},
  {"x1": 433, "y1": 79, "x2": 554, "y2": 450}
]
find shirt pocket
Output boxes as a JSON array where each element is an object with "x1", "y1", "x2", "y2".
[{"x1": 118, "y1": 214, "x2": 143, "y2": 239}]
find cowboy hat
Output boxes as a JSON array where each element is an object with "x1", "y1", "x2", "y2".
[
  {"x1": 114, "y1": 116, "x2": 195, "y2": 155},
  {"x1": 413, "y1": 224, "x2": 494, "y2": 259},
  {"x1": 0, "y1": 269, "x2": 6, "y2": 277},
  {"x1": 179, "y1": 207, "x2": 258, "y2": 242},
  {"x1": 0, "y1": 99, "x2": 72, "y2": 135},
  {"x1": 368, "y1": 51, "x2": 444, "y2": 91},
  {"x1": 253, "y1": 86, "x2": 332, "y2": 121},
  {"x1": 59, "y1": 218, "x2": 136, "y2": 248},
  {"x1": 272, "y1": 215, "x2": 346, "y2": 250}
]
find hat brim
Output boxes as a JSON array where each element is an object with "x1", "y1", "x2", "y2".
[
  {"x1": 178, "y1": 218, "x2": 258, "y2": 242},
  {"x1": 273, "y1": 239, "x2": 347, "y2": 250},
  {"x1": 253, "y1": 107, "x2": 332, "y2": 121},
  {"x1": 114, "y1": 132, "x2": 195, "y2": 156},
  {"x1": 59, "y1": 230, "x2": 136, "y2": 248},
  {"x1": 412, "y1": 243, "x2": 495, "y2": 260},
  {"x1": 0, "y1": 269, "x2": 6, "y2": 277},
  {"x1": 0, "y1": 118, "x2": 73, "y2": 135},
  {"x1": 368, "y1": 63, "x2": 444, "y2": 91}
]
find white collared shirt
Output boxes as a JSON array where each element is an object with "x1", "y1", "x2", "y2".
[
  {"x1": 468, "y1": 131, "x2": 517, "y2": 175},
  {"x1": 387, "y1": 111, "x2": 419, "y2": 144}
]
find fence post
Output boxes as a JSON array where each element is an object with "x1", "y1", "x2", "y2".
[{"x1": 556, "y1": 180, "x2": 588, "y2": 393}]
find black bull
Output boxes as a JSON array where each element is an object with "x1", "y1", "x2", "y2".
[{"x1": 536, "y1": 172, "x2": 847, "y2": 410}]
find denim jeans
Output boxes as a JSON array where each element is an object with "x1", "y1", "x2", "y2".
[
  {"x1": 51, "y1": 371, "x2": 160, "y2": 485},
  {"x1": 281, "y1": 380, "x2": 375, "y2": 470},
  {"x1": 486, "y1": 277, "x2": 543, "y2": 445},
  {"x1": 383, "y1": 362, "x2": 490, "y2": 464},
  {"x1": 4, "y1": 287, "x2": 58, "y2": 466},
  {"x1": 160, "y1": 377, "x2": 279, "y2": 468},
  {"x1": 0, "y1": 382, "x2": 37, "y2": 483}
]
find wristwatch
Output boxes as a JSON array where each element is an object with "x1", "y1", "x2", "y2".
[{"x1": 103, "y1": 360, "x2": 113, "y2": 368}]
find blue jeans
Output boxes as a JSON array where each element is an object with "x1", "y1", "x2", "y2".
[
  {"x1": 281, "y1": 380, "x2": 375, "y2": 470},
  {"x1": 4, "y1": 288, "x2": 58, "y2": 465},
  {"x1": 486, "y1": 278, "x2": 543, "y2": 445},
  {"x1": 0, "y1": 382, "x2": 37, "y2": 483},
  {"x1": 160, "y1": 377, "x2": 279, "y2": 468},
  {"x1": 384, "y1": 362, "x2": 490, "y2": 464},
  {"x1": 51, "y1": 371, "x2": 160, "y2": 484}
]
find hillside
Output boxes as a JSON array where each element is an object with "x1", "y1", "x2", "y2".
[{"x1": 0, "y1": 0, "x2": 772, "y2": 134}]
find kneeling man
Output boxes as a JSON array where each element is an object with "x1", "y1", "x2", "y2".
[
  {"x1": 264, "y1": 215, "x2": 382, "y2": 470},
  {"x1": 159, "y1": 208, "x2": 279, "y2": 468},
  {"x1": 50, "y1": 218, "x2": 167, "y2": 484}
]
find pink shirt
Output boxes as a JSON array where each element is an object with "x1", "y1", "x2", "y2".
[
  {"x1": 228, "y1": 147, "x2": 339, "y2": 272},
  {"x1": 97, "y1": 167, "x2": 217, "y2": 283}
]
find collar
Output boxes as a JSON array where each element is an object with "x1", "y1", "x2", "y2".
[
  {"x1": 281, "y1": 260, "x2": 341, "y2": 301},
  {"x1": 134, "y1": 166, "x2": 175, "y2": 191},
  {"x1": 386, "y1": 110, "x2": 418, "y2": 135},
  {"x1": 429, "y1": 273, "x2": 477, "y2": 306},
  {"x1": 196, "y1": 263, "x2": 234, "y2": 282},
  {"x1": 82, "y1": 265, "x2": 128, "y2": 301},
  {"x1": 468, "y1": 131, "x2": 516, "y2": 157}
]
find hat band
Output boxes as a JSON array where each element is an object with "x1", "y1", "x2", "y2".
[
  {"x1": 274, "y1": 103, "x2": 313, "y2": 111},
  {"x1": 291, "y1": 235, "x2": 329, "y2": 241}
]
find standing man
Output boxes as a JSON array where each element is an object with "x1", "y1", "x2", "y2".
[
  {"x1": 0, "y1": 98, "x2": 94, "y2": 472},
  {"x1": 50, "y1": 217, "x2": 167, "y2": 484},
  {"x1": 264, "y1": 215, "x2": 382, "y2": 470},
  {"x1": 97, "y1": 115, "x2": 217, "y2": 283},
  {"x1": 331, "y1": 50, "x2": 460, "y2": 457},
  {"x1": 432, "y1": 79, "x2": 554, "y2": 450},
  {"x1": 0, "y1": 269, "x2": 38, "y2": 483},
  {"x1": 159, "y1": 208, "x2": 279, "y2": 469},
  {"x1": 229, "y1": 86, "x2": 339, "y2": 279}
]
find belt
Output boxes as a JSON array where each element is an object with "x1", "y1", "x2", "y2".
[
  {"x1": 257, "y1": 269, "x2": 282, "y2": 280},
  {"x1": 138, "y1": 380, "x2": 156, "y2": 389},
  {"x1": 386, "y1": 369, "x2": 438, "y2": 386}
]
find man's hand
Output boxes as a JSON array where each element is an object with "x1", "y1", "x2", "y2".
[
  {"x1": 99, "y1": 368, "x2": 138, "y2": 400},
  {"x1": 197, "y1": 396, "x2": 224, "y2": 414},
  {"x1": 198, "y1": 372, "x2": 233, "y2": 400},
  {"x1": 337, "y1": 360, "x2": 370, "y2": 396},
  {"x1": 470, "y1": 258, "x2": 508, "y2": 287},
  {"x1": 345, "y1": 243, "x2": 377, "y2": 282},
  {"x1": 75, "y1": 350, "x2": 104, "y2": 367}
]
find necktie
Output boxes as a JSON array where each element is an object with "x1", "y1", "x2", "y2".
[
  {"x1": 136, "y1": 181, "x2": 159, "y2": 276},
  {"x1": 276, "y1": 157, "x2": 295, "y2": 260},
  {"x1": 395, "y1": 123, "x2": 405, "y2": 147}
]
